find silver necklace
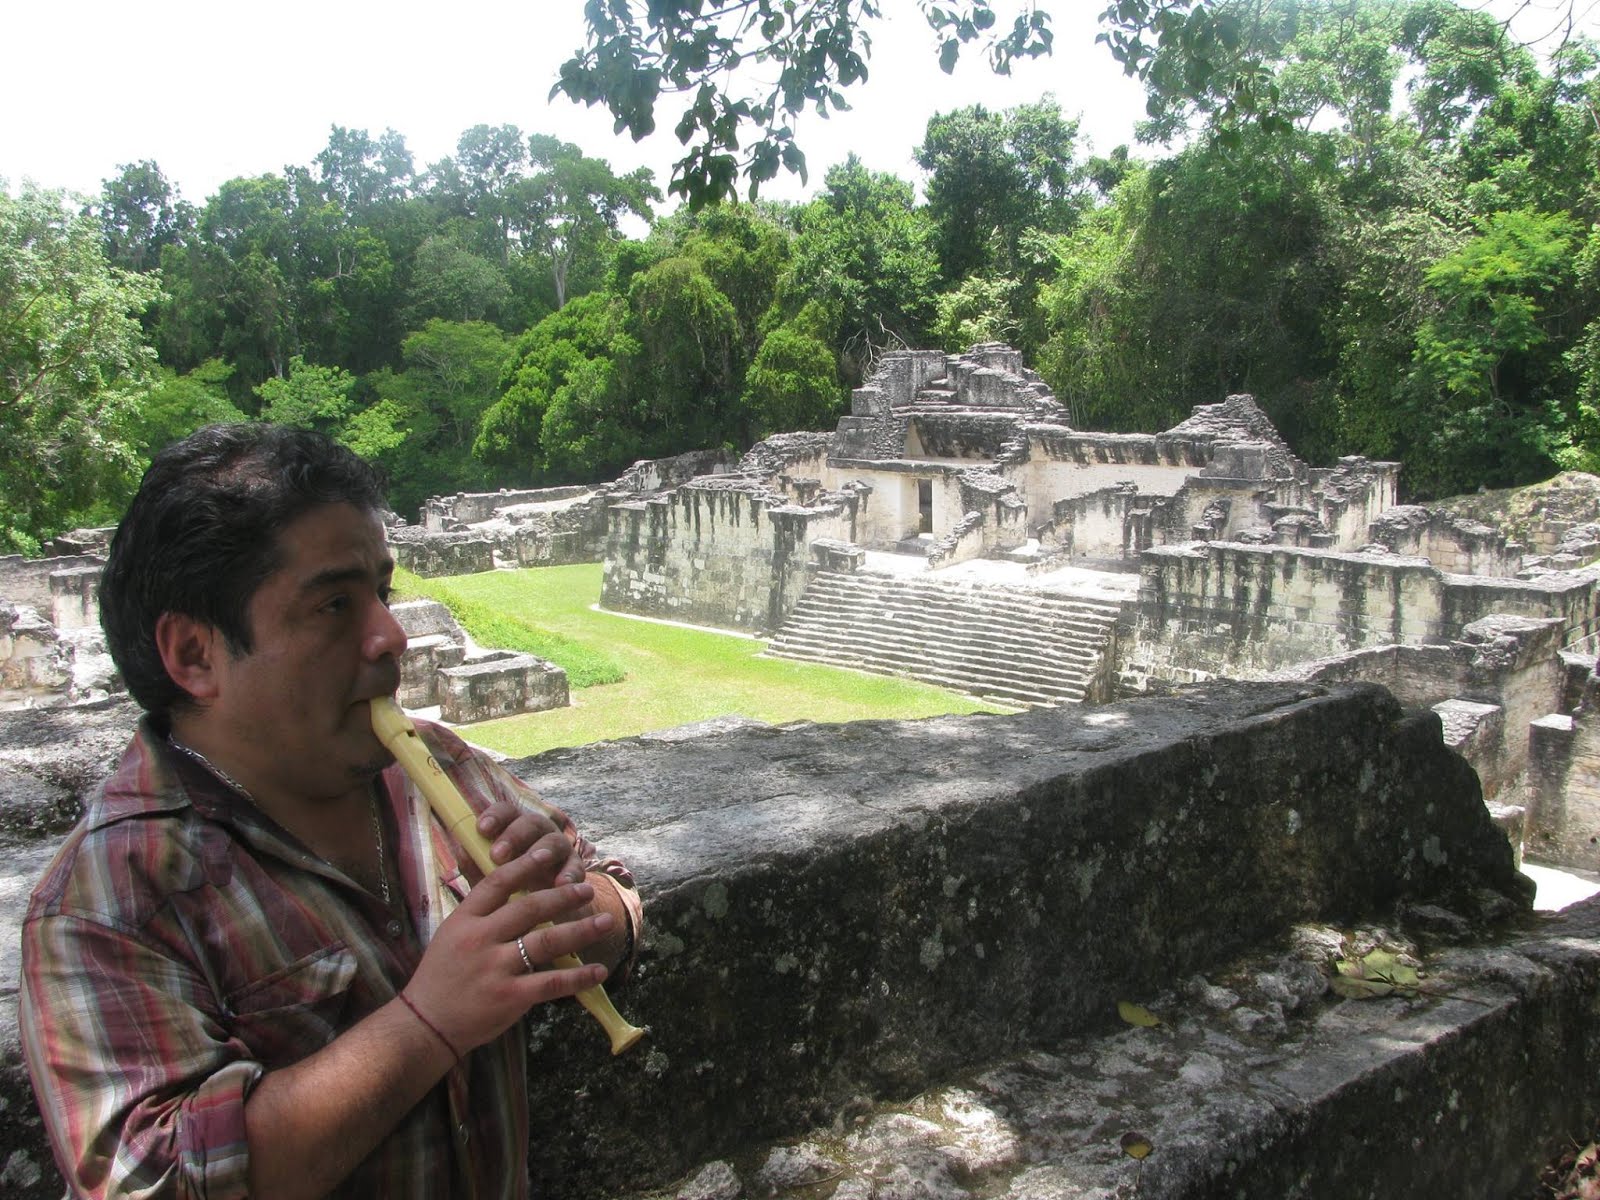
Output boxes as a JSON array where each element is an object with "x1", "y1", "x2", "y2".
[
  {"x1": 168, "y1": 735, "x2": 393, "y2": 907},
  {"x1": 167, "y1": 736, "x2": 255, "y2": 802},
  {"x1": 368, "y1": 791, "x2": 393, "y2": 907}
]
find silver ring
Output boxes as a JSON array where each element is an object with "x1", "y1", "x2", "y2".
[{"x1": 515, "y1": 936, "x2": 534, "y2": 974}]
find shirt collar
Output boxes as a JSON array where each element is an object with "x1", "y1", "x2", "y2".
[{"x1": 91, "y1": 716, "x2": 316, "y2": 855}]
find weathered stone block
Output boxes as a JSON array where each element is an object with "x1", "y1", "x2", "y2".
[
  {"x1": 398, "y1": 633, "x2": 467, "y2": 708},
  {"x1": 47, "y1": 567, "x2": 101, "y2": 632},
  {"x1": 481, "y1": 682, "x2": 1524, "y2": 1197},
  {"x1": 438, "y1": 653, "x2": 568, "y2": 723}
]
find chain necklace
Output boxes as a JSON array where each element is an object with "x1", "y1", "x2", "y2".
[
  {"x1": 167, "y1": 735, "x2": 393, "y2": 908},
  {"x1": 368, "y1": 790, "x2": 392, "y2": 908}
]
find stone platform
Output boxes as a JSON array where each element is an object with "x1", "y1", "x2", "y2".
[
  {"x1": 647, "y1": 900, "x2": 1600, "y2": 1200},
  {"x1": 0, "y1": 683, "x2": 1579, "y2": 1198}
]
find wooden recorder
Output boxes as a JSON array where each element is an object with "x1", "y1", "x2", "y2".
[{"x1": 370, "y1": 696, "x2": 646, "y2": 1055}]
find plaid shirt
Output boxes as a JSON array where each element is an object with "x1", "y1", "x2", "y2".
[{"x1": 20, "y1": 716, "x2": 641, "y2": 1200}]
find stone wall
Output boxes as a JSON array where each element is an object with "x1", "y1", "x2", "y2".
[
  {"x1": 1129, "y1": 542, "x2": 1600, "y2": 682},
  {"x1": 608, "y1": 448, "x2": 735, "y2": 497},
  {"x1": 423, "y1": 486, "x2": 592, "y2": 531},
  {"x1": 1015, "y1": 431, "x2": 1204, "y2": 516},
  {"x1": 408, "y1": 450, "x2": 739, "y2": 575},
  {"x1": 0, "y1": 682, "x2": 1533, "y2": 1200},
  {"x1": 393, "y1": 600, "x2": 469, "y2": 709},
  {"x1": 1370, "y1": 506, "x2": 1520, "y2": 576},
  {"x1": 905, "y1": 413, "x2": 1028, "y2": 461},
  {"x1": 1526, "y1": 661, "x2": 1600, "y2": 870},
  {"x1": 601, "y1": 480, "x2": 863, "y2": 631},
  {"x1": 42, "y1": 528, "x2": 115, "y2": 558},
  {"x1": 848, "y1": 349, "x2": 949, "y2": 417},
  {"x1": 47, "y1": 567, "x2": 101, "y2": 632},
  {"x1": 390, "y1": 533, "x2": 495, "y2": 577},
  {"x1": 816, "y1": 464, "x2": 962, "y2": 549},
  {"x1": 1271, "y1": 615, "x2": 1565, "y2": 805},
  {"x1": 1432, "y1": 471, "x2": 1600, "y2": 556},
  {"x1": 438, "y1": 653, "x2": 568, "y2": 723},
  {"x1": 0, "y1": 605, "x2": 70, "y2": 701},
  {"x1": 739, "y1": 433, "x2": 833, "y2": 483},
  {"x1": 1308, "y1": 457, "x2": 1402, "y2": 548},
  {"x1": 0, "y1": 555, "x2": 103, "y2": 613},
  {"x1": 1040, "y1": 484, "x2": 1175, "y2": 561}
]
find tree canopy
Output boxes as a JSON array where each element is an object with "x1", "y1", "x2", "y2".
[
  {"x1": 2, "y1": 0, "x2": 1596, "y2": 552},
  {"x1": 1, "y1": 183, "x2": 161, "y2": 552}
]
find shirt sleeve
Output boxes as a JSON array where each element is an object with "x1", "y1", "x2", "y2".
[{"x1": 20, "y1": 911, "x2": 262, "y2": 1200}]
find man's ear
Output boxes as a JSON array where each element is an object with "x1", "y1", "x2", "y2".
[{"x1": 154, "y1": 613, "x2": 223, "y2": 703}]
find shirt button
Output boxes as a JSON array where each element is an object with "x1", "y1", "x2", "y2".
[
  {"x1": 386, "y1": 919, "x2": 402, "y2": 938},
  {"x1": 457, "y1": 1123, "x2": 471, "y2": 1144}
]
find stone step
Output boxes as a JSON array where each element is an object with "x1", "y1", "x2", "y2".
[
  {"x1": 778, "y1": 600, "x2": 1105, "y2": 654},
  {"x1": 781, "y1": 596, "x2": 1098, "y2": 652},
  {"x1": 826, "y1": 572, "x2": 1126, "y2": 619},
  {"x1": 774, "y1": 612, "x2": 1103, "y2": 671},
  {"x1": 789, "y1": 599, "x2": 1116, "y2": 648},
  {"x1": 788, "y1": 589, "x2": 1114, "y2": 653},
  {"x1": 804, "y1": 583, "x2": 1124, "y2": 634},
  {"x1": 766, "y1": 569, "x2": 1120, "y2": 708},
  {"x1": 795, "y1": 573, "x2": 1120, "y2": 632},
  {"x1": 790, "y1": 590, "x2": 1115, "y2": 636},
  {"x1": 767, "y1": 633, "x2": 1096, "y2": 693},
  {"x1": 762, "y1": 643, "x2": 1082, "y2": 705}
]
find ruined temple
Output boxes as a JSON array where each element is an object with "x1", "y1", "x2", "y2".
[
  {"x1": 583, "y1": 345, "x2": 1600, "y2": 871},
  {"x1": 6, "y1": 347, "x2": 1600, "y2": 1196}
]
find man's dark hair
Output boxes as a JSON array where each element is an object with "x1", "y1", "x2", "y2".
[{"x1": 100, "y1": 423, "x2": 389, "y2": 718}]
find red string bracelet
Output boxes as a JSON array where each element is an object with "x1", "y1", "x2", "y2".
[{"x1": 397, "y1": 991, "x2": 462, "y2": 1064}]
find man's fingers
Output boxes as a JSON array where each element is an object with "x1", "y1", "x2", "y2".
[
  {"x1": 515, "y1": 961, "x2": 610, "y2": 1006},
  {"x1": 482, "y1": 879, "x2": 597, "y2": 943},
  {"x1": 478, "y1": 803, "x2": 563, "y2": 865},
  {"x1": 458, "y1": 849, "x2": 583, "y2": 915},
  {"x1": 513, "y1": 911, "x2": 616, "y2": 968}
]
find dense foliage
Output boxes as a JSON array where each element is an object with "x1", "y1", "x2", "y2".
[{"x1": 1, "y1": 1, "x2": 1596, "y2": 553}]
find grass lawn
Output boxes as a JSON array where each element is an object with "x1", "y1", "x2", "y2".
[{"x1": 399, "y1": 564, "x2": 1005, "y2": 758}]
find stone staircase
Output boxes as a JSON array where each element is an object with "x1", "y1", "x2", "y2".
[
  {"x1": 763, "y1": 569, "x2": 1126, "y2": 706},
  {"x1": 911, "y1": 381, "x2": 958, "y2": 409}
]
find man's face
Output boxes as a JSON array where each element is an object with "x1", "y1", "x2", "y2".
[{"x1": 201, "y1": 502, "x2": 407, "y2": 803}]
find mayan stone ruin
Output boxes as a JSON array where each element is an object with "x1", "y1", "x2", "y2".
[{"x1": 5, "y1": 344, "x2": 1600, "y2": 1197}]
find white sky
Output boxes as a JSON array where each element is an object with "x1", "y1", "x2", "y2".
[
  {"x1": 0, "y1": 2, "x2": 1151, "y2": 209},
  {"x1": 3, "y1": 1, "x2": 1593, "y2": 212}
]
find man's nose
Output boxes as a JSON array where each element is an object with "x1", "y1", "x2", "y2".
[{"x1": 365, "y1": 597, "x2": 408, "y2": 660}]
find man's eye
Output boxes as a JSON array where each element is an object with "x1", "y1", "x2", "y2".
[
  {"x1": 378, "y1": 587, "x2": 393, "y2": 608},
  {"x1": 322, "y1": 596, "x2": 350, "y2": 614}
]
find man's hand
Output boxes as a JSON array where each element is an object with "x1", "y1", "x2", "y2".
[
  {"x1": 477, "y1": 798, "x2": 586, "y2": 885},
  {"x1": 402, "y1": 849, "x2": 614, "y2": 1063},
  {"x1": 244, "y1": 841, "x2": 615, "y2": 1200}
]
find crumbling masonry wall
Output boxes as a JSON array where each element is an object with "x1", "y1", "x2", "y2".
[
  {"x1": 601, "y1": 480, "x2": 863, "y2": 631},
  {"x1": 1130, "y1": 542, "x2": 1600, "y2": 682},
  {"x1": 1275, "y1": 615, "x2": 1566, "y2": 805},
  {"x1": 401, "y1": 449, "x2": 737, "y2": 577},
  {"x1": 1369, "y1": 506, "x2": 1521, "y2": 576},
  {"x1": 0, "y1": 556, "x2": 103, "y2": 618},
  {"x1": 1527, "y1": 661, "x2": 1600, "y2": 871}
]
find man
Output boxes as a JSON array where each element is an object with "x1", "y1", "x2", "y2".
[{"x1": 20, "y1": 424, "x2": 642, "y2": 1199}]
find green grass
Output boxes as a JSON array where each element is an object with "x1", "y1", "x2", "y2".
[
  {"x1": 398, "y1": 563, "x2": 1005, "y2": 757},
  {"x1": 396, "y1": 567, "x2": 625, "y2": 688}
]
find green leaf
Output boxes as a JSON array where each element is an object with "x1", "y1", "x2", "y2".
[
  {"x1": 1120, "y1": 1130, "x2": 1154, "y2": 1160},
  {"x1": 1332, "y1": 946, "x2": 1423, "y2": 1000},
  {"x1": 1118, "y1": 999, "x2": 1163, "y2": 1028}
]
